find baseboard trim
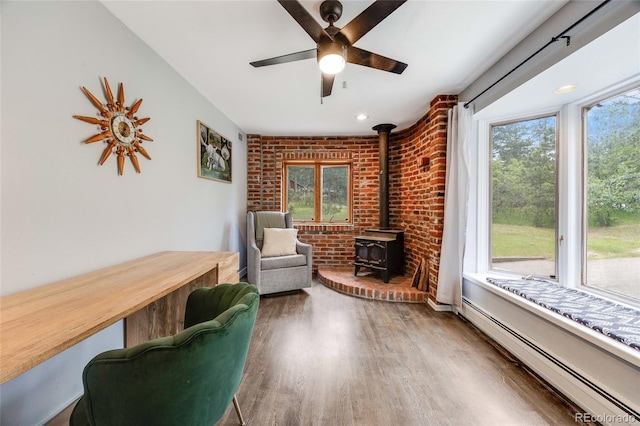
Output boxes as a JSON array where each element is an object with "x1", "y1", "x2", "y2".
[
  {"x1": 427, "y1": 298, "x2": 453, "y2": 312},
  {"x1": 238, "y1": 267, "x2": 247, "y2": 281}
]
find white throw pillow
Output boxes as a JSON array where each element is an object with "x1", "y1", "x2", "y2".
[{"x1": 261, "y1": 228, "x2": 298, "y2": 257}]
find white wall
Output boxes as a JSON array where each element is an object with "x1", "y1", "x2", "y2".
[{"x1": 0, "y1": 1, "x2": 247, "y2": 424}]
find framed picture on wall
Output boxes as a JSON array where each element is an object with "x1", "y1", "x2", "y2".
[{"x1": 197, "y1": 120, "x2": 232, "y2": 183}]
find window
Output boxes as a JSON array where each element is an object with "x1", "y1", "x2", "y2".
[
  {"x1": 583, "y1": 87, "x2": 640, "y2": 301},
  {"x1": 490, "y1": 115, "x2": 557, "y2": 278},
  {"x1": 477, "y1": 82, "x2": 640, "y2": 305},
  {"x1": 284, "y1": 161, "x2": 351, "y2": 223}
]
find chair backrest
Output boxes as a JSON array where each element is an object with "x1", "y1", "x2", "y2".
[
  {"x1": 248, "y1": 211, "x2": 292, "y2": 249},
  {"x1": 76, "y1": 283, "x2": 259, "y2": 426}
]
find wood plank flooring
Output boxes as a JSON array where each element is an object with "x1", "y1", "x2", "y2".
[
  {"x1": 49, "y1": 280, "x2": 583, "y2": 426},
  {"x1": 217, "y1": 281, "x2": 581, "y2": 426}
]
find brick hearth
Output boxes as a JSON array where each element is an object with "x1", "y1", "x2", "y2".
[{"x1": 318, "y1": 267, "x2": 428, "y2": 303}]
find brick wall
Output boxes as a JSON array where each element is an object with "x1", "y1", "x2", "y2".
[
  {"x1": 392, "y1": 95, "x2": 458, "y2": 301},
  {"x1": 247, "y1": 135, "x2": 381, "y2": 269},
  {"x1": 247, "y1": 94, "x2": 458, "y2": 302}
]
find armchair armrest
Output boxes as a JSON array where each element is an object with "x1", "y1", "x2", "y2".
[
  {"x1": 296, "y1": 240, "x2": 312, "y2": 279},
  {"x1": 296, "y1": 240, "x2": 312, "y2": 258},
  {"x1": 247, "y1": 237, "x2": 262, "y2": 287}
]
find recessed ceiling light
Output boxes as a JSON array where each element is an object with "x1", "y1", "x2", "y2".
[
  {"x1": 554, "y1": 84, "x2": 579, "y2": 94},
  {"x1": 356, "y1": 114, "x2": 369, "y2": 121}
]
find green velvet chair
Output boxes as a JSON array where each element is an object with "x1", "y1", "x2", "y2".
[{"x1": 69, "y1": 283, "x2": 259, "y2": 426}]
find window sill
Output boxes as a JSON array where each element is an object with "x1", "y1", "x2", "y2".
[
  {"x1": 294, "y1": 223, "x2": 354, "y2": 233},
  {"x1": 463, "y1": 271, "x2": 640, "y2": 368}
]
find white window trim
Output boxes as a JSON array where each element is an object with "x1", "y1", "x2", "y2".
[
  {"x1": 475, "y1": 106, "x2": 561, "y2": 278},
  {"x1": 468, "y1": 75, "x2": 640, "y2": 309},
  {"x1": 571, "y1": 76, "x2": 640, "y2": 305},
  {"x1": 558, "y1": 102, "x2": 582, "y2": 287}
]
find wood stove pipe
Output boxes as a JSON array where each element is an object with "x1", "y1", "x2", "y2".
[{"x1": 372, "y1": 123, "x2": 396, "y2": 230}]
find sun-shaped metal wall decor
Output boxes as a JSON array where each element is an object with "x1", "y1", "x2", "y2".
[{"x1": 73, "y1": 78, "x2": 152, "y2": 175}]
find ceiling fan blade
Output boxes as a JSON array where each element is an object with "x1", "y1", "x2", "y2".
[
  {"x1": 250, "y1": 49, "x2": 317, "y2": 67},
  {"x1": 322, "y1": 73, "x2": 335, "y2": 97},
  {"x1": 346, "y1": 46, "x2": 407, "y2": 74},
  {"x1": 337, "y1": 0, "x2": 407, "y2": 46},
  {"x1": 278, "y1": 0, "x2": 331, "y2": 43}
]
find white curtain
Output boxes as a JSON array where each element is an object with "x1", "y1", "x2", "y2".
[{"x1": 436, "y1": 103, "x2": 472, "y2": 307}]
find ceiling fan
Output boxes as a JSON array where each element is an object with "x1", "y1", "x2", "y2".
[{"x1": 250, "y1": 0, "x2": 408, "y2": 98}]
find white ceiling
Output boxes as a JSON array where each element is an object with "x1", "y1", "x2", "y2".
[
  {"x1": 103, "y1": 0, "x2": 623, "y2": 136},
  {"x1": 477, "y1": 12, "x2": 640, "y2": 120}
]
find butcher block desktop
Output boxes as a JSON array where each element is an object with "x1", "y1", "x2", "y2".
[{"x1": 0, "y1": 251, "x2": 239, "y2": 384}]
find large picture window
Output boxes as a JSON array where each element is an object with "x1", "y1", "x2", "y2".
[
  {"x1": 490, "y1": 115, "x2": 557, "y2": 278},
  {"x1": 481, "y1": 84, "x2": 640, "y2": 305},
  {"x1": 284, "y1": 161, "x2": 351, "y2": 223},
  {"x1": 583, "y1": 87, "x2": 640, "y2": 301}
]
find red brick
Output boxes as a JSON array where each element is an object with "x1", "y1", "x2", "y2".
[{"x1": 247, "y1": 95, "x2": 458, "y2": 304}]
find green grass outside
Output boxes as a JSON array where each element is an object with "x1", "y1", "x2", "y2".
[
  {"x1": 492, "y1": 222, "x2": 640, "y2": 259},
  {"x1": 289, "y1": 205, "x2": 314, "y2": 221},
  {"x1": 288, "y1": 204, "x2": 348, "y2": 222},
  {"x1": 586, "y1": 223, "x2": 640, "y2": 258},
  {"x1": 492, "y1": 224, "x2": 555, "y2": 259}
]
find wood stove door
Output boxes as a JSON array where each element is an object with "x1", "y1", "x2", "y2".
[
  {"x1": 355, "y1": 240, "x2": 369, "y2": 264},
  {"x1": 355, "y1": 240, "x2": 386, "y2": 268}
]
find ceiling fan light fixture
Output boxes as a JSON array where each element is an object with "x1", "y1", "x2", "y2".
[
  {"x1": 318, "y1": 41, "x2": 346, "y2": 75},
  {"x1": 319, "y1": 54, "x2": 345, "y2": 74}
]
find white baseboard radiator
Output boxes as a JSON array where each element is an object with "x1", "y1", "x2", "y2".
[{"x1": 460, "y1": 277, "x2": 640, "y2": 426}]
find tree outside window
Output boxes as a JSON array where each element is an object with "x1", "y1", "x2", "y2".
[
  {"x1": 584, "y1": 87, "x2": 640, "y2": 301},
  {"x1": 285, "y1": 162, "x2": 351, "y2": 223},
  {"x1": 490, "y1": 115, "x2": 557, "y2": 278}
]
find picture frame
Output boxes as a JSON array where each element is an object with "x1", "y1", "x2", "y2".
[{"x1": 197, "y1": 120, "x2": 232, "y2": 183}]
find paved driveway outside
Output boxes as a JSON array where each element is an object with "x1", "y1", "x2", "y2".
[{"x1": 492, "y1": 257, "x2": 639, "y2": 301}]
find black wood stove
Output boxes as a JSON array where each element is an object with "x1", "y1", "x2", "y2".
[
  {"x1": 354, "y1": 229, "x2": 404, "y2": 283},
  {"x1": 353, "y1": 123, "x2": 405, "y2": 283}
]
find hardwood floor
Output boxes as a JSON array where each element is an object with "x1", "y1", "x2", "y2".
[
  {"x1": 217, "y1": 280, "x2": 581, "y2": 426},
  {"x1": 49, "y1": 280, "x2": 582, "y2": 426}
]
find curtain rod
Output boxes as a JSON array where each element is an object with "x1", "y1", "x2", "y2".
[{"x1": 463, "y1": 0, "x2": 611, "y2": 109}]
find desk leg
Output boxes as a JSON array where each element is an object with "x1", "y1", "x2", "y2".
[{"x1": 125, "y1": 268, "x2": 218, "y2": 347}]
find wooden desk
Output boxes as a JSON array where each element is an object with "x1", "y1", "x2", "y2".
[{"x1": 0, "y1": 251, "x2": 239, "y2": 385}]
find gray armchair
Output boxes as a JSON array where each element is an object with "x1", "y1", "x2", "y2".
[{"x1": 247, "y1": 211, "x2": 312, "y2": 295}]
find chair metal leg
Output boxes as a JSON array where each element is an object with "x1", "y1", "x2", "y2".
[{"x1": 232, "y1": 394, "x2": 246, "y2": 426}]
